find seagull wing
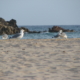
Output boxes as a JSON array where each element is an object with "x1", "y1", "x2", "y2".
[
  {"x1": 12, "y1": 33, "x2": 21, "y2": 38},
  {"x1": 54, "y1": 34, "x2": 60, "y2": 38}
]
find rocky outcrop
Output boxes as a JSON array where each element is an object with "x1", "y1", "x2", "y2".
[
  {"x1": 0, "y1": 18, "x2": 45, "y2": 35},
  {"x1": 0, "y1": 18, "x2": 19, "y2": 35},
  {"x1": 49, "y1": 26, "x2": 74, "y2": 32},
  {"x1": 0, "y1": 18, "x2": 28, "y2": 35},
  {"x1": 0, "y1": 18, "x2": 74, "y2": 35}
]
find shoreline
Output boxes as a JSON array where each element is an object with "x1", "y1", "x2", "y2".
[{"x1": 0, "y1": 38, "x2": 80, "y2": 40}]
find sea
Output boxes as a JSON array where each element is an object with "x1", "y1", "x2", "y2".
[{"x1": 0, "y1": 25, "x2": 80, "y2": 39}]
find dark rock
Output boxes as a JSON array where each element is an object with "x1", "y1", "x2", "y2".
[
  {"x1": 0, "y1": 18, "x2": 29, "y2": 35},
  {"x1": 0, "y1": 18, "x2": 8, "y2": 25},
  {"x1": 0, "y1": 18, "x2": 74, "y2": 35},
  {"x1": 0, "y1": 18, "x2": 44, "y2": 35},
  {"x1": 7, "y1": 19, "x2": 18, "y2": 28},
  {"x1": 28, "y1": 30, "x2": 48, "y2": 33},
  {"x1": 49, "y1": 26, "x2": 74, "y2": 32},
  {"x1": 28, "y1": 31, "x2": 41, "y2": 33}
]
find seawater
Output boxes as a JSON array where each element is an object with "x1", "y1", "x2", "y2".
[
  {"x1": 21, "y1": 25, "x2": 80, "y2": 39},
  {"x1": 0, "y1": 25, "x2": 80, "y2": 39}
]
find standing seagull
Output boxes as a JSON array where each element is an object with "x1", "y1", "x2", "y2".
[
  {"x1": 10, "y1": 29, "x2": 24, "y2": 39},
  {"x1": 54, "y1": 30, "x2": 67, "y2": 39}
]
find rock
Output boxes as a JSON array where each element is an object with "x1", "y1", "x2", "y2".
[
  {"x1": 0, "y1": 18, "x2": 8, "y2": 25},
  {"x1": 0, "y1": 18, "x2": 29, "y2": 35},
  {"x1": 0, "y1": 18, "x2": 45, "y2": 35},
  {"x1": 49, "y1": 26, "x2": 74, "y2": 32},
  {"x1": 0, "y1": 18, "x2": 74, "y2": 35},
  {"x1": 28, "y1": 31, "x2": 41, "y2": 33},
  {"x1": 7, "y1": 19, "x2": 18, "y2": 28}
]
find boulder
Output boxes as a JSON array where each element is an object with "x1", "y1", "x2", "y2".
[
  {"x1": 0, "y1": 18, "x2": 8, "y2": 25},
  {"x1": 49, "y1": 26, "x2": 74, "y2": 32},
  {"x1": 0, "y1": 18, "x2": 29, "y2": 35},
  {"x1": 7, "y1": 19, "x2": 18, "y2": 28},
  {"x1": 0, "y1": 18, "x2": 45, "y2": 34}
]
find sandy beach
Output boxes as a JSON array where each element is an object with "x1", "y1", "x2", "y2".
[{"x1": 0, "y1": 38, "x2": 80, "y2": 80}]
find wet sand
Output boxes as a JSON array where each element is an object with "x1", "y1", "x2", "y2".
[{"x1": 0, "y1": 39, "x2": 80, "y2": 80}]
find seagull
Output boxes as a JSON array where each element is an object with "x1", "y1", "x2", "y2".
[
  {"x1": 2, "y1": 34, "x2": 8, "y2": 39},
  {"x1": 10, "y1": 29, "x2": 24, "y2": 39},
  {"x1": 54, "y1": 30, "x2": 67, "y2": 39}
]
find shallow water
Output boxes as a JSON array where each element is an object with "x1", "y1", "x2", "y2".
[{"x1": 0, "y1": 25, "x2": 80, "y2": 39}]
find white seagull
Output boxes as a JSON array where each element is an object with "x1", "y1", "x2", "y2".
[
  {"x1": 2, "y1": 34, "x2": 9, "y2": 39},
  {"x1": 54, "y1": 30, "x2": 67, "y2": 39},
  {"x1": 10, "y1": 29, "x2": 24, "y2": 39}
]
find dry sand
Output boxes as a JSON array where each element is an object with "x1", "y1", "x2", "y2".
[{"x1": 0, "y1": 38, "x2": 80, "y2": 80}]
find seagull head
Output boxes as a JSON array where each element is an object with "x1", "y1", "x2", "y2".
[
  {"x1": 59, "y1": 30, "x2": 63, "y2": 34},
  {"x1": 20, "y1": 29, "x2": 24, "y2": 33}
]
